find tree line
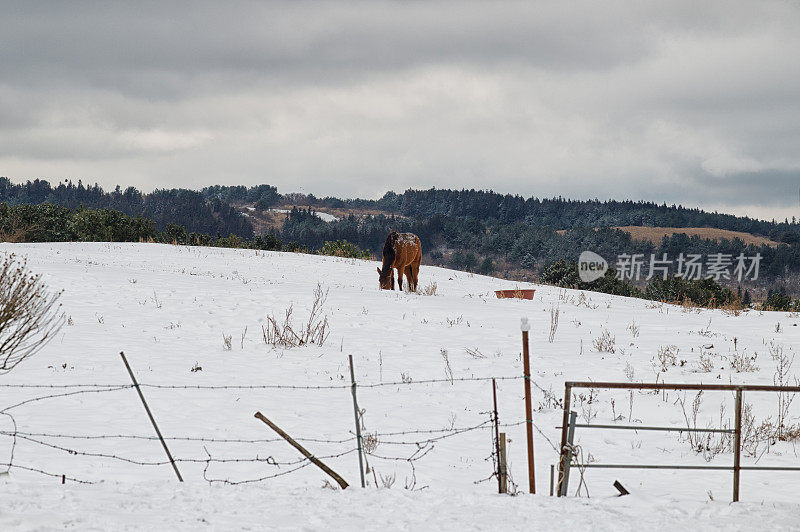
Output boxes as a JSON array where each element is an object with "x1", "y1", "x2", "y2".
[{"x1": 2, "y1": 177, "x2": 799, "y2": 295}]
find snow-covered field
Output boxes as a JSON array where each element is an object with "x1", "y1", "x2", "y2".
[{"x1": 1, "y1": 242, "x2": 799, "y2": 530}]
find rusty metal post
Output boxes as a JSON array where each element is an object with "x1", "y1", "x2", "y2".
[
  {"x1": 557, "y1": 383, "x2": 572, "y2": 497},
  {"x1": 492, "y1": 378, "x2": 502, "y2": 494},
  {"x1": 349, "y1": 355, "x2": 366, "y2": 488},
  {"x1": 733, "y1": 388, "x2": 743, "y2": 502},
  {"x1": 520, "y1": 317, "x2": 536, "y2": 493}
]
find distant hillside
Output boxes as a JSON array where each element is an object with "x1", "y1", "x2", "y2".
[
  {"x1": 2, "y1": 177, "x2": 799, "y2": 293},
  {"x1": 0, "y1": 177, "x2": 254, "y2": 238}
]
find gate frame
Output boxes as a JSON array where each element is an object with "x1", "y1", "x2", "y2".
[{"x1": 557, "y1": 381, "x2": 800, "y2": 501}]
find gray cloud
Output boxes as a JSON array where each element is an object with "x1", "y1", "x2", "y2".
[{"x1": 1, "y1": 1, "x2": 799, "y2": 220}]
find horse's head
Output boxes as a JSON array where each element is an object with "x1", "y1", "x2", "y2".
[{"x1": 377, "y1": 267, "x2": 394, "y2": 290}]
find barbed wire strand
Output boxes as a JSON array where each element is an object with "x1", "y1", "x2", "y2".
[
  {"x1": 0, "y1": 375, "x2": 527, "y2": 391},
  {"x1": 0, "y1": 386, "x2": 132, "y2": 413},
  {"x1": 0, "y1": 462, "x2": 94, "y2": 484}
]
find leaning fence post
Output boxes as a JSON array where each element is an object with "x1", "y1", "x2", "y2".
[
  {"x1": 349, "y1": 355, "x2": 366, "y2": 488},
  {"x1": 733, "y1": 388, "x2": 743, "y2": 502},
  {"x1": 556, "y1": 383, "x2": 573, "y2": 496},
  {"x1": 560, "y1": 410, "x2": 577, "y2": 496},
  {"x1": 119, "y1": 351, "x2": 183, "y2": 482},
  {"x1": 254, "y1": 412, "x2": 349, "y2": 489},
  {"x1": 520, "y1": 317, "x2": 536, "y2": 494}
]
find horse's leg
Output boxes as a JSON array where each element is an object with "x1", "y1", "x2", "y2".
[
  {"x1": 404, "y1": 265, "x2": 414, "y2": 292},
  {"x1": 412, "y1": 254, "x2": 421, "y2": 291},
  {"x1": 396, "y1": 267, "x2": 403, "y2": 291}
]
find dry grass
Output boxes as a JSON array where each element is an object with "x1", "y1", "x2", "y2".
[
  {"x1": 592, "y1": 329, "x2": 616, "y2": 353},
  {"x1": 263, "y1": 284, "x2": 330, "y2": 348},
  {"x1": 0, "y1": 227, "x2": 31, "y2": 243},
  {"x1": 727, "y1": 351, "x2": 759, "y2": 373},
  {"x1": 555, "y1": 226, "x2": 778, "y2": 247},
  {"x1": 655, "y1": 345, "x2": 679, "y2": 371},
  {"x1": 417, "y1": 281, "x2": 438, "y2": 296},
  {"x1": 614, "y1": 226, "x2": 779, "y2": 247}
]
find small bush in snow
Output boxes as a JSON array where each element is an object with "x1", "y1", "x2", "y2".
[
  {"x1": 263, "y1": 284, "x2": 330, "y2": 348},
  {"x1": 318, "y1": 240, "x2": 371, "y2": 259},
  {"x1": 697, "y1": 352, "x2": 716, "y2": 373},
  {"x1": 655, "y1": 345, "x2": 679, "y2": 371},
  {"x1": 548, "y1": 305, "x2": 559, "y2": 343},
  {"x1": 592, "y1": 329, "x2": 615, "y2": 353},
  {"x1": 418, "y1": 281, "x2": 437, "y2": 296},
  {"x1": 727, "y1": 351, "x2": 758, "y2": 373}
]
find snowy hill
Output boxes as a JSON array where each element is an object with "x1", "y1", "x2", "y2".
[{"x1": 1, "y1": 242, "x2": 799, "y2": 530}]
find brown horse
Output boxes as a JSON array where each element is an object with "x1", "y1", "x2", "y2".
[{"x1": 378, "y1": 231, "x2": 422, "y2": 291}]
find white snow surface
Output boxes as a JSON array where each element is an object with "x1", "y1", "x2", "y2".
[
  {"x1": 269, "y1": 208, "x2": 339, "y2": 222},
  {"x1": 0, "y1": 242, "x2": 799, "y2": 530}
]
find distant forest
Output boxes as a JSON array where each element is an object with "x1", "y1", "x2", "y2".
[{"x1": 2, "y1": 177, "x2": 799, "y2": 295}]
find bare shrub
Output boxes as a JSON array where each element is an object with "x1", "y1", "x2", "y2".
[
  {"x1": 418, "y1": 282, "x2": 437, "y2": 296},
  {"x1": 362, "y1": 432, "x2": 379, "y2": 453},
  {"x1": 379, "y1": 472, "x2": 396, "y2": 489},
  {"x1": 697, "y1": 352, "x2": 716, "y2": 373},
  {"x1": 440, "y1": 348, "x2": 453, "y2": 384},
  {"x1": 771, "y1": 343, "x2": 797, "y2": 440},
  {"x1": 445, "y1": 315, "x2": 464, "y2": 327},
  {"x1": 222, "y1": 333, "x2": 232, "y2": 350},
  {"x1": 464, "y1": 347, "x2": 486, "y2": 359},
  {"x1": 264, "y1": 284, "x2": 330, "y2": 348},
  {"x1": 655, "y1": 345, "x2": 679, "y2": 372},
  {"x1": 739, "y1": 402, "x2": 780, "y2": 457},
  {"x1": 0, "y1": 254, "x2": 64, "y2": 373},
  {"x1": 592, "y1": 329, "x2": 615, "y2": 353},
  {"x1": 678, "y1": 392, "x2": 732, "y2": 460},
  {"x1": 536, "y1": 384, "x2": 563, "y2": 411},
  {"x1": 624, "y1": 362, "x2": 635, "y2": 381},
  {"x1": 727, "y1": 351, "x2": 759, "y2": 373},
  {"x1": 548, "y1": 305, "x2": 559, "y2": 343},
  {"x1": 627, "y1": 320, "x2": 640, "y2": 338}
]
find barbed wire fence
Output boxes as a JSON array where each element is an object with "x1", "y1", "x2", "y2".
[{"x1": 0, "y1": 374, "x2": 556, "y2": 487}]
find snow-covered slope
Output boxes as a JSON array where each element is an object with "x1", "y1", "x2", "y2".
[{"x1": 1, "y1": 242, "x2": 798, "y2": 530}]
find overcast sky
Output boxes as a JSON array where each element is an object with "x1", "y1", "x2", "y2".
[{"x1": 1, "y1": 1, "x2": 799, "y2": 220}]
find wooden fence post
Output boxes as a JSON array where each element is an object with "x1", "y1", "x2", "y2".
[
  {"x1": 520, "y1": 317, "x2": 536, "y2": 494},
  {"x1": 499, "y1": 432, "x2": 508, "y2": 494},
  {"x1": 254, "y1": 411, "x2": 349, "y2": 489},
  {"x1": 492, "y1": 378, "x2": 502, "y2": 494}
]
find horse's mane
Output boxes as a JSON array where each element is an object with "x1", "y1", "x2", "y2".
[{"x1": 380, "y1": 230, "x2": 398, "y2": 276}]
